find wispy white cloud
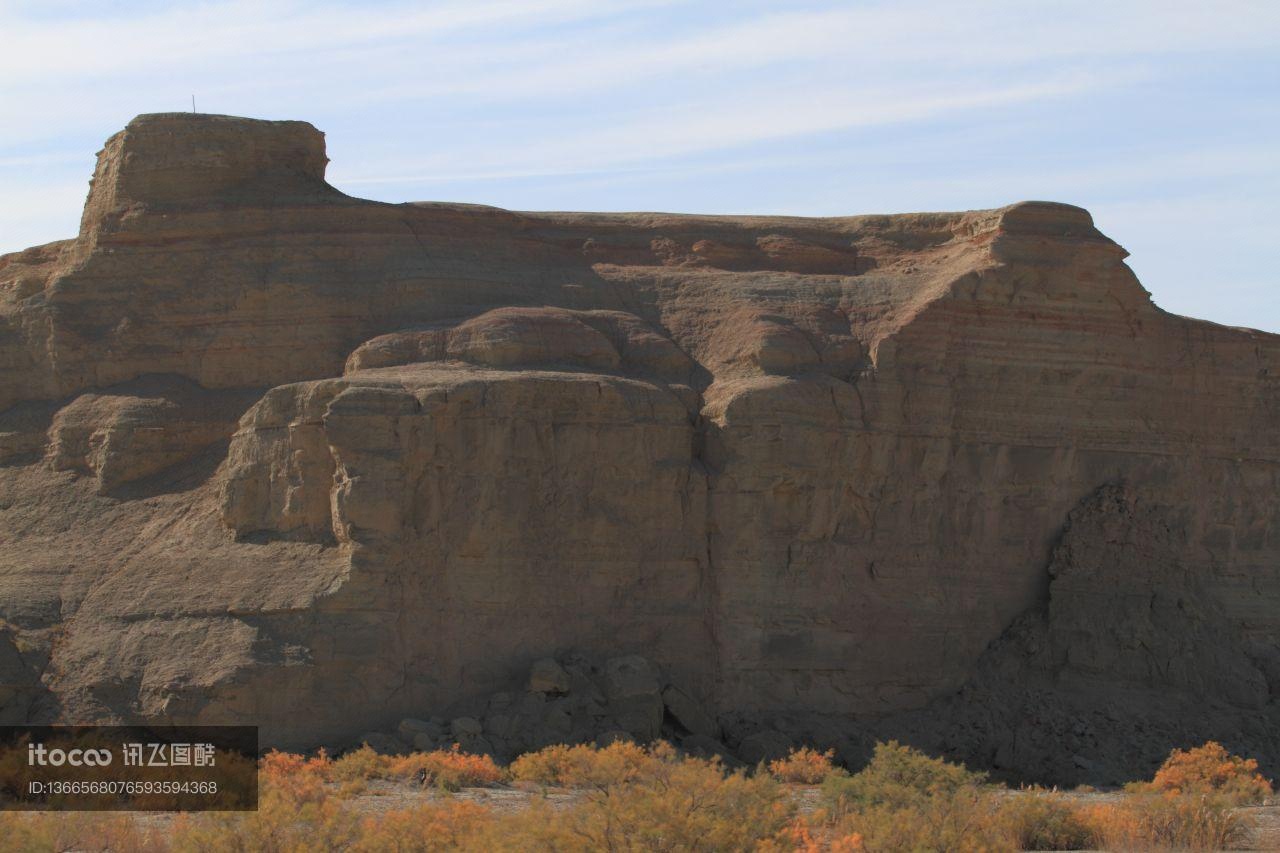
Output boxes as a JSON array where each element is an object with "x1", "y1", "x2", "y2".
[
  {"x1": 0, "y1": 0, "x2": 676, "y2": 81},
  {"x1": 1, "y1": 0, "x2": 1278, "y2": 330}
]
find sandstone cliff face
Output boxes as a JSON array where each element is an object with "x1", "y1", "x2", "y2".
[{"x1": 0, "y1": 114, "x2": 1277, "y2": 777}]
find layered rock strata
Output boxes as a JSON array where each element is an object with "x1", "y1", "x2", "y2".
[{"x1": 0, "y1": 113, "x2": 1277, "y2": 780}]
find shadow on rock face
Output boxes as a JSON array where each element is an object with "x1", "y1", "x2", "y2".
[{"x1": 749, "y1": 483, "x2": 1280, "y2": 787}]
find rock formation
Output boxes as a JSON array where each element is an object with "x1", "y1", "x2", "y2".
[{"x1": 1, "y1": 113, "x2": 1277, "y2": 782}]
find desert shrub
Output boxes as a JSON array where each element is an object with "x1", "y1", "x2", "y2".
[
  {"x1": 387, "y1": 745, "x2": 505, "y2": 791},
  {"x1": 0, "y1": 812, "x2": 166, "y2": 853},
  {"x1": 808, "y1": 742, "x2": 1015, "y2": 851},
  {"x1": 528, "y1": 751, "x2": 795, "y2": 851},
  {"x1": 995, "y1": 790, "x2": 1094, "y2": 851},
  {"x1": 500, "y1": 743, "x2": 796, "y2": 849},
  {"x1": 759, "y1": 817, "x2": 866, "y2": 852},
  {"x1": 259, "y1": 748, "x2": 334, "y2": 801},
  {"x1": 768, "y1": 746, "x2": 844, "y2": 784},
  {"x1": 351, "y1": 800, "x2": 496, "y2": 852},
  {"x1": 509, "y1": 740, "x2": 655, "y2": 789},
  {"x1": 1078, "y1": 792, "x2": 1247, "y2": 851},
  {"x1": 821, "y1": 785, "x2": 1009, "y2": 852},
  {"x1": 823, "y1": 740, "x2": 987, "y2": 813},
  {"x1": 171, "y1": 796, "x2": 362, "y2": 853},
  {"x1": 507, "y1": 742, "x2": 574, "y2": 786},
  {"x1": 171, "y1": 752, "x2": 361, "y2": 853},
  {"x1": 1129, "y1": 741, "x2": 1273, "y2": 805},
  {"x1": 331, "y1": 745, "x2": 391, "y2": 783}
]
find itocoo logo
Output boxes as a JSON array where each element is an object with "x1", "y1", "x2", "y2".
[{"x1": 27, "y1": 743, "x2": 113, "y2": 767}]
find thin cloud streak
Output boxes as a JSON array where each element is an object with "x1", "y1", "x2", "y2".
[
  {"x1": 0, "y1": 1, "x2": 1277, "y2": 330},
  {"x1": 0, "y1": 0, "x2": 677, "y2": 81},
  {"x1": 332, "y1": 72, "x2": 1112, "y2": 183}
]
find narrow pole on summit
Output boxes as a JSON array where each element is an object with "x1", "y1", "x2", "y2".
[{"x1": 191, "y1": 95, "x2": 196, "y2": 113}]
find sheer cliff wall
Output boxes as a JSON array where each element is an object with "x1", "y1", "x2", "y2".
[{"x1": 0, "y1": 114, "x2": 1276, "y2": 760}]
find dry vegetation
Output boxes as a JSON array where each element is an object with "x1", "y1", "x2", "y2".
[{"x1": 0, "y1": 740, "x2": 1271, "y2": 851}]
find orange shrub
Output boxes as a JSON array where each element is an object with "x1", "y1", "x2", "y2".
[
  {"x1": 761, "y1": 817, "x2": 865, "y2": 852},
  {"x1": 768, "y1": 746, "x2": 842, "y2": 784},
  {"x1": 509, "y1": 740, "x2": 655, "y2": 789},
  {"x1": 352, "y1": 800, "x2": 495, "y2": 852},
  {"x1": 173, "y1": 748, "x2": 360, "y2": 853},
  {"x1": 259, "y1": 748, "x2": 334, "y2": 802},
  {"x1": 1132, "y1": 741, "x2": 1273, "y2": 805},
  {"x1": 260, "y1": 748, "x2": 334, "y2": 778},
  {"x1": 1078, "y1": 792, "x2": 1246, "y2": 851},
  {"x1": 388, "y1": 745, "x2": 505, "y2": 791}
]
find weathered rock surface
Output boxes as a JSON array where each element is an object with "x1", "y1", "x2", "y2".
[
  {"x1": 0, "y1": 113, "x2": 1278, "y2": 782},
  {"x1": 373, "y1": 654, "x2": 725, "y2": 763}
]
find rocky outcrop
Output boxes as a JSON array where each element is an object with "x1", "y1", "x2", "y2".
[
  {"x1": 47, "y1": 376, "x2": 255, "y2": 493},
  {"x1": 0, "y1": 113, "x2": 1277, "y2": 781},
  {"x1": 355, "y1": 653, "x2": 729, "y2": 764}
]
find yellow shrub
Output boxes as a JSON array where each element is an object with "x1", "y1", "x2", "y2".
[
  {"x1": 822, "y1": 740, "x2": 987, "y2": 813},
  {"x1": 494, "y1": 743, "x2": 797, "y2": 849},
  {"x1": 1078, "y1": 792, "x2": 1247, "y2": 851},
  {"x1": 387, "y1": 745, "x2": 506, "y2": 791},
  {"x1": 508, "y1": 742, "x2": 575, "y2": 786},
  {"x1": 171, "y1": 756, "x2": 361, "y2": 853},
  {"x1": 12, "y1": 738, "x2": 1265, "y2": 852},
  {"x1": 820, "y1": 785, "x2": 1009, "y2": 852},
  {"x1": 1130, "y1": 741, "x2": 1273, "y2": 805},
  {"x1": 331, "y1": 745, "x2": 391, "y2": 783},
  {"x1": 0, "y1": 812, "x2": 166, "y2": 853},
  {"x1": 995, "y1": 790, "x2": 1094, "y2": 851},
  {"x1": 518, "y1": 751, "x2": 794, "y2": 850},
  {"x1": 509, "y1": 740, "x2": 655, "y2": 789},
  {"x1": 352, "y1": 800, "x2": 495, "y2": 852},
  {"x1": 768, "y1": 746, "x2": 843, "y2": 784}
]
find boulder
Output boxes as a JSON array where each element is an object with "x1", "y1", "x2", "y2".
[
  {"x1": 736, "y1": 730, "x2": 794, "y2": 766},
  {"x1": 397, "y1": 718, "x2": 443, "y2": 742},
  {"x1": 681, "y1": 734, "x2": 742, "y2": 767},
  {"x1": 455, "y1": 733, "x2": 496, "y2": 758},
  {"x1": 662, "y1": 685, "x2": 719, "y2": 738},
  {"x1": 358, "y1": 732, "x2": 407, "y2": 756},
  {"x1": 595, "y1": 730, "x2": 635, "y2": 748},
  {"x1": 412, "y1": 733, "x2": 442, "y2": 751},
  {"x1": 603, "y1": 656, "x2": 661, "y2": 701},
  {"x1": 604, "y1": 656, "x2": 664, "y2": 741},
  {"x1": 450, "y1": 716, "x2": 484, "y2": 739},
  {"x1": 528, "y1": 658, "x2": 572, "y2": 695}
]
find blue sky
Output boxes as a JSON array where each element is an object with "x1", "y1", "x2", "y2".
[{"x1": 2, "y1": 1, "x2": 1277, "y2": 330}]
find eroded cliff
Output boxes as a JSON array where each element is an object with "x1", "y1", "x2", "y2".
[{"x1": 1, "y1": 113, "x2": 1276, "y2": 781}]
